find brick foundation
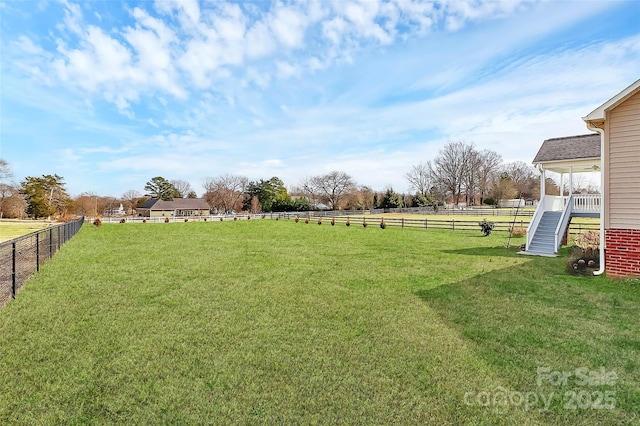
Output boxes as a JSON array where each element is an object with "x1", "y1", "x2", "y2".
[{"x1": 605, "y1": 228, "x2": 640, "y2": 278}]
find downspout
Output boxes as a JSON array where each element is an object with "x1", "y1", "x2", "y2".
[{"x1": 587, "y1": 123, "x2": 605, "y2": 276}]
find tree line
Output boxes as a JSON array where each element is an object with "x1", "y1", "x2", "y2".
[{"x1": 1, "y1": 141, "x2": 580, "y2": 219}]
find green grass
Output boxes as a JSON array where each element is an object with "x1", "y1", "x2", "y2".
[
  {"x1": 0, "y1": 220, "x2": 638, "y2": 424},
  {"x1": 0, "y1": 220, "x2": 51, "y2": 242}
]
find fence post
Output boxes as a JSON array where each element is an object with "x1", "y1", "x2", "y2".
[
  {"x1": 49, "y1": 227, "x2": 53, "y2": 260},
  {"x1": 12, "y1": 241, "x2": 17, "y2": 299},
  {"x1": 36, "y1": 233, "x2": 40, "y2": 272},
  {"x1": 425, "y1": 219, "x2": 427, "y2": 230},
  {"x1": 452, "y1": 220, "x2": 455, "y2": 231},
  {"x1": 402, "y1": 218, "x2": 404, "y2": 229}
]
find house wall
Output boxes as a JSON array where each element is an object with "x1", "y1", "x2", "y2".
[
  {"x1": 605, "y1": 229, "x2": 640, "y2": 278},
  {"x1": 149, "y1": 209, "x2": 209, "y2": 218},
  {"x1": 605, "y1": 89, "x2": 640, "y2": 277},
  {"x1": 606, "y1": 90, "x2": 640, "y2": 230},
  {"x1": 150, "y1": 210, "x2": 174, "y2": 218}
]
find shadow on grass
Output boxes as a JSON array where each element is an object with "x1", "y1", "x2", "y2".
[
  {"x1": 415, "y1": 258, "x2": 640, "y2": 425},
  {"x1": 441, "y1": 245, "x2": 525, "y2": 257}
]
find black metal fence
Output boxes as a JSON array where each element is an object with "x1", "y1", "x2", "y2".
[{"x1": 0, "y1": 217, "x2": 84, "y2": 309}]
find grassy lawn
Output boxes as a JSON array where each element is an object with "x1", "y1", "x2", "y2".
[
  {"x1": 0, "y1": 221, "x2": 637, "y2": 424},
  {"x1": 0, "y1": 220, "x2": 52, "y2": 243}
]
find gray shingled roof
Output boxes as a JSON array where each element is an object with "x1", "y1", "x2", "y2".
[
  {"x1": 139, "y1": 198, "x2": 210, "y2": 210},
  {"x1": 152, "y1": 199, "x2": 209, "y2": 210},
  {"x1": 533, "y1": 134, "x2": 600, "y2": 163}
]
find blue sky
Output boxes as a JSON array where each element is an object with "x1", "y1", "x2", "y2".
[{"x1": 1, "y1": 0, "x2": 639, "y2": 198}]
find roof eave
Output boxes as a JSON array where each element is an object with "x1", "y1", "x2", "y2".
[
  {"x1": 532, "y1": 156, "x2": 601, "y2": 166},
  {"x1": 583, "y1": 78, "x2": 640, "y2": 122}
]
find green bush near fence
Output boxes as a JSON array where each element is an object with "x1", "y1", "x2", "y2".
[{"x1": 0, "y1": 221, "x2": 638, "y2": 425}]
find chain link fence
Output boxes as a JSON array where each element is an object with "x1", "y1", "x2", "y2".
[{"x1": 0, "y1": 217, "x2": 84, "y2": 309}]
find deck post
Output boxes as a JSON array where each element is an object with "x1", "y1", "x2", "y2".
[{"x1": 569, "y1": 166, "x2": 573, "y2": 196}]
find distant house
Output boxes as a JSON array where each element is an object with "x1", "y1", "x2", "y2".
[
  {"x1": 498, "y1": 198, "x2": 526, "y2": 208},
  {"x1": 583, "y1": 78, "x2": 640, "y2": 278},
  {"x1": 138, "y1": 198, "x2": 210, "y2": 218}
]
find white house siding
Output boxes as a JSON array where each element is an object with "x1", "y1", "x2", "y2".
[{"x1": 606, "y1": 90, "x2": 640, "y2": 230}]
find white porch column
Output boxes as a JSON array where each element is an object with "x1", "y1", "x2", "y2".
[
  {"x1": 569, "y1": 166, "x2": 573, "y2": 196},
  {"x1": 540, "y1": 168, "x2": 546, "y2": 197}
]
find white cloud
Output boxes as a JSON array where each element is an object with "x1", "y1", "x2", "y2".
[
  {"x1": 276, "y1": 61, "x2": 300, "y2": 79},
  {"x1": 3, "y1": 0, "x2": 638, "y2": 197},
  {"x1": 267, "y1": 4, "x2": 310, "y2": 49}
]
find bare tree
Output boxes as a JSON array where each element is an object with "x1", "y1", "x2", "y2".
[
  {"x1": 0, "y1": 159, "x2": 23, "y2": 218},
  {"x1": 122, "y1": 189, "x2": 142, "y2": 215},
  {"x1": 463, "y1": 149, "x2": 482, "y2": 206},
  {"x1": 491, "y1": 172, "x2": 518, "y2": 206},
  {"x1": 202, "y1": 174, "x2": 248, "y2": 214},
  {"x1": 0, "y1": 158, "x2": 12, "y2": 181},
  {"x1": 345, "y1": 185, "x2": 375, "y2": 210},
  {"x1": 476, "y1": 149, "x2": 502, "y2": 205},
  {"x1": 405, "y1": 162, "x2": 433, "y2": 197},
  {"x1": 0, "y1": 183, "x2": 26, "y2": 218},
  {"x1": 503, "y1": 161, "x2": 538, "y2": 199},
  {"x1": 305, "y1": 171, "x2": 356, "y2": 210},
  {"x1": 170, "y1": 180, "x2": 193, "y2": 198},
  {"x1": 430, "y1": 141, "x2": 477, "y2": 206}
]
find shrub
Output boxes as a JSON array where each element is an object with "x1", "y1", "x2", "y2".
[
  {"x1": 566, "y1": 246, "x2": 599, "y2": 276},
  {"x1": 574, "y1": 231, "x2": 600, "y2": 249},
  {"x1": 331, "y1": 218, "x2": 335, "y2": 226},
  {"x1": 184, "y1": 218, "x2": 188, "y2": 222},
  {"x1": 165, "y1": 217, "x2": 170, "y2": 223},
  {"x1": 380, "y1": 219, "x2": 386, "y2": 229},
  {"x1": 362, "y1": 220, "x2": 368, "y2": 228},
  {"x1": 142, "y1": 219, "x2": 146, "y2": 224},
  {"x1": 120, "y1": 218, "x2": 126, "y2": 224},
  {"x1": 93, "y1": 218, "x2": 102, "y2": 227},
  {"x1": 478, "y1": 219, "x2": 495, "y2": 236},
  {"x1": 510, "y1": 226, "x2": 526, "y2": 237}
]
